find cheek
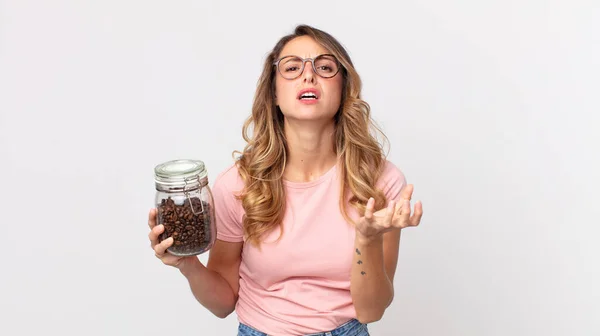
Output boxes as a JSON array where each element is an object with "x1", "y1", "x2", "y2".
[
  {"x1": 329, "y1": 78, "x2": 343, "y2": 105},
  {"x1": 275, "y1": 80, "x2": 295, "y2": 105}
]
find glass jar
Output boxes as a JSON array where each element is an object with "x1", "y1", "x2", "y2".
[{"x1": 154, "y1": 159, "x2": 216, "y2": 256}]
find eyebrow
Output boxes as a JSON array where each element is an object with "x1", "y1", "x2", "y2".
[
  {"x1": 280, "y1": 56, "x2": 299, "y2": 64},
  {"x1": 279, "y1": 53, "x2": 334, "y2": 60}
]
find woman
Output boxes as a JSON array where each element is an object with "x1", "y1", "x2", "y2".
[{"x1": 148, "y1": 24, "x2": 423, "y2": 336}]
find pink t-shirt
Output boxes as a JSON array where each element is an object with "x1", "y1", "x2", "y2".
[{"x1": 211, "y1": 159, "x2": 406, "y2": 335}]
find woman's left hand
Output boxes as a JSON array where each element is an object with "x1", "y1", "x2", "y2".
[{"x1": 356, "y1": 184, "x2": 423, "y2": 242}]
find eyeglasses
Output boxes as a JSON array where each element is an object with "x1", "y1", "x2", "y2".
[{"x1": 273, "y1": 54, "x2": 341, "y2": 80}]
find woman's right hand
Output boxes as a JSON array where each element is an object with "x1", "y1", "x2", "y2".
[{"x1": 148, "y1": 208, "x2": 194, "y2": 269}]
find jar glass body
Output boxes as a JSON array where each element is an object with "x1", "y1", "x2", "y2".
[{"x1": 154, "y1": 177, "x2": 216, "y2": 257}]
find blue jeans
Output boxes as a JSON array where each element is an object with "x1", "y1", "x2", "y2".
[{"x1": 238, "y1": 318, "x2": 369, "y2": 336}]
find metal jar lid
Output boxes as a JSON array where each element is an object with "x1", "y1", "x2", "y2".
[{"x1": 154, "y1": 159, "x2": 208, "y2": 192}]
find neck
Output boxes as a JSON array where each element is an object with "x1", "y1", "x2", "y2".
[{"x1": 283, "y1": 119, "x2": 338, "y2": 183}]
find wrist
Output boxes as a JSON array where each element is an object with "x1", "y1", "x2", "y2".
[
  {"x1": 178, "y1": 256, "x2": 202, "y2": 278},
  {"x1": 355, "y1": 231, "x2": 383, "y2": 246}
]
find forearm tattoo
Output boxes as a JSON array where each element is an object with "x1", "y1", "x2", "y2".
[{"x1": 356, "y1": 248, "x2": 366, "y2": 275}]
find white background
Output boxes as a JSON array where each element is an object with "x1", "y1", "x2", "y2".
[{"x1": 1, "y1": 0, "x2": 598, "y2": 335}]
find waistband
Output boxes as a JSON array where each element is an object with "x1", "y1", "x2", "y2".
[{"x1": 238, "y1": 318, "x2": 368, "y2": 336}]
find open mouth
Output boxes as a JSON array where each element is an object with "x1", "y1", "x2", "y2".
[
  {"x1": 300, "y1": 93, "x2": 317, "y2": 100},
  {"x1": 297, "y1": 89, "x2": 320, "y2": 101}
]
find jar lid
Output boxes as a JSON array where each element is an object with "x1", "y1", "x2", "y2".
[{"x1": 154, "y1": 159, "x2": 207, "y2": 189}]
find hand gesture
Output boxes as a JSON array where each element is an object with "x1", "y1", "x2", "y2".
[{"x1": 356, "y1": 184, "x2": 423, "y2": 241}]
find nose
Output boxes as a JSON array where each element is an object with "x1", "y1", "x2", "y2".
[{"x1": 302, "y1": 60, "x2": 316, "y2": 83}]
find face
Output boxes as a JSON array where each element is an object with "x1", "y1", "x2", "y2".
[{"x1": 274, "y1": 36, "x2": 343, "y2": 122}]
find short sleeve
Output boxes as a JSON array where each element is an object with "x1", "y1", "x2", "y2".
[
  {"x1": 211, "y1": 165, "x2": 245, "y2": 242},
  {"x1": 378, "y1": 160, "x2": 408, "y2": 201}
]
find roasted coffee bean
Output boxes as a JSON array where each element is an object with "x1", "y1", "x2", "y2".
[{"x1": 157, "y1": 196, "x2": 212, "y2": 256}]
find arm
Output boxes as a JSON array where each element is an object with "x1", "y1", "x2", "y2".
[
  {"x1": 351, "y1": 228, "x2": 401, "y2": 323},
  {"x1": 350, "y1": 181, "x2": 422, "y2": 323},
  {"x1": 149, "y1": 166, "x2": 246, "y2": 318},
  {"x1": 178, "y1": 165, "x2": 247, "y2": 318},
  {"x1": 179, "y1": 239, "x2": 243, "y2": 318}
]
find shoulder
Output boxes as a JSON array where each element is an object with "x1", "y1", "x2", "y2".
[
  {"x1": 377, "y1": 159, "x2": 408, "y2": 199},
  {"x1": 211, "y1": 162, "x2": 246, "y2": 240},
  {"x1": 212, "y1": 162, "x2": 245, "y2": 196},
  {"x1": 379, "y1": 159, "x2": 407, "y2": 184}
]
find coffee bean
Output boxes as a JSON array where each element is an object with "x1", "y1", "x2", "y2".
[{"x1": 157, "y1": 196, "x2": 212, "y2": 256}]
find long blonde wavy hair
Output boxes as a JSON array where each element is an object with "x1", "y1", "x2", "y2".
[{"x1": 234, "y1": 24, "x2": 390, "y2": 247}]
